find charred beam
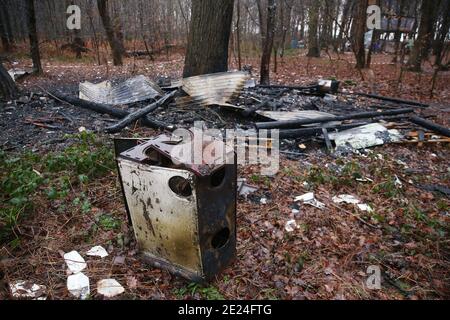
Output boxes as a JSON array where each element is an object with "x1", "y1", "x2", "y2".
[
  {"x1": 51, "y1": 92, "x2": 172, "y2": 131},
  {"x1": 277, "y1": 124, "x2": 367, "y2": 139},
  {"x1": 410, "y1": 116, "x2": 450, "y2": 137},
  {"x1": 355, "y1": 93, "x2": 429, "y2": 108},
  {"x1": 105, "y1": 90, "x2": 178, "y2": 133},
  {"x1": 255, "y1": 108, "x2": 415, "y2": 130}
]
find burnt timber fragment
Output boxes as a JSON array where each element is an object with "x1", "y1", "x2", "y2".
[
  {"x1": 53, "y1": 91, "x2": 172, "y2": 131},
  {"x1": 354, "y1": 92, "x2": 429, "y2": 108},
  {"x1": 410, "y1": 116, "x2": 450, "y2": 138},
  {"x1": 105, "y1": 90, "x2": 178, "y2": 133},
  {"x1": 255, "y1": 108, "x2": 415, "y2": 130}
]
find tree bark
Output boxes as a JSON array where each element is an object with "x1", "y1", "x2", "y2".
[
  {"x1": 0, "y1": 63, "x2": 18, "y2": 100},
  {"x1": 408, "y1": 0, "x2": 436, "y2": 71},
  {"x1": 352, "y1": 0, "x2": 368, "y2": 69},
  {"x1": 26, "y1": 0, "x2": 43, "y2": 74},
  {"x1": 183, "y1": 0, "x2": 235, "y2": 78},
  {"x1": 392, "y1": 0, "x2": 407, "y2": 63},
  {"x1": 97, "y1": 0, "x2": 124, "y2": 66},
  {"x1": 260, "y1": 0, "x2": 276, "y2": 85},
  {"x1": 434, "y1": 0, "x2": 450, "y2": 67},
  {"x1": 236, "y1": 0, "x2": 242, "y2": 70},
  {"x1": 0, "y1": 3, "x2": 11, "y2": 52},
  {"x1": 307, "y1": 1, "x2": 320, "y2": 57}
]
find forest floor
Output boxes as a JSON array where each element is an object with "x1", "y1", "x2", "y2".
[{"x1": 0, "y1": 50, "x2": 449, "y2": 300}]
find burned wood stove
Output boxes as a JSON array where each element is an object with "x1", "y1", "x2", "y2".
[{"x1": 116, "y1": 132, "x2": 237, "y2": 282}]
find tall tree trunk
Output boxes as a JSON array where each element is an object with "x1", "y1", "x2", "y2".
[
  {"x1": 307, "y1": 1, "x2": 320, "y2": 57},
  {"x1": 0, "y1": 2, "x2": 11, "y2": 52},
  {"x1": 352, "y1": 0, "x2": 368, "y2": 69},
  {"x1": 337, "y1": 0, "x2": 353, "y2": 51},
  {"x1": 26, "y1": 0, "x2": 43, "y2": 74},
  {"x1": 256, "y1": 0, "x2": 267, "y2": 48},
  {"x1": 393, "y1": 0, "x2": 407, "y2": 63},
  {"x1": 408, "y1": 0, "x2": 436, "y2": 71},
  {"x1": 183, "y1": 0, "x2": 235, "y2": 78},
  {"x1": 3, "y1": 0, "x2": 14, "y2": 46},
  {"x1": 236, "y1": 0, "x2": 242, "y2": 70},
  {"x1": 0, "y1": 63, "x2": 18, "y2": 100},
  {"x1": 366, "y1": 0, "x2": 380, "y2": 68},
  {"x1": 434, "y1": 0, "x2": 450, "y2": 67},
  {"x1": 97, "y1": 0, "x2": 123, "y2": 66},
  {"x1": 260, "y1": 0, "x2": 276, "y2": 85}
]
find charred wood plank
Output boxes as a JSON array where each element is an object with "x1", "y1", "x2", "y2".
[
  {"x1": 52, "y1": 91, "x2": 129, "y2": 118},
  {"x1": 410, "y1": 116, "x2": 450, "y2": 137},
  {"x1": 277, "y1": 124, "x2": 367, "y2": 139},
  {"x1": 105, "y1": 90, "x2": 177, "y2": 133},
  {"x1": 51, "y1": 91, "x2": 173, "y2": 131},
  {"x1": 355, "y1": 93, "x2": 429, "y2": 108},
  {"x1": 258, "y1": 84, "x2": 319, "y2": 91},
  {"x1": 255, "y1": 108, "x2": 414, "y2": 130}
]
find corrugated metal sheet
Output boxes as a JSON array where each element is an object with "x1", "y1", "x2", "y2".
[
  {"x1": 79, "y1": 75, "x2": 163, "y2": 105},
  {"x1": 179, "y1": 71, "x2": 249, "y2": 108},
  {"x1": 257, "y1": 111, "x2": 341, "y2": 127}
]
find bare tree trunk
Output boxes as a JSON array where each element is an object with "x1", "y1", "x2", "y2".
[
  {"x1": 236, "y1": 0, "x2": 242, "y2": 70},
  {"x1": 260, "y1": 0, "x2": 276, "y2": 85},
  {"x1": 307, "y1": 1, "x2": 320, "y2": 57},
  {"x1": 0, "y1": 2, "x2": 11, "y2": 52},
  {"x1": 0, "y1": 63, "x2": 18, "y2": 100},
  {"x1": 183, "y1": 0, "x2": 235, "y2": 78},
  {"x1": 393, "y1": 0, "x2": 407, "y2": 63},
  {"x1": 408, "y1": 0, "x2": 436, "y2": 71},
  {"x1": 352, "y1": 0, "x2": 368, "y2": 69},
  {"x1": 337, "y1": 0, "x2": 353, "y2": 51},
  {"x1": 434, "y1": 0, "x2": 450, "y2": 67},
  {"x1": 97, "y1": 0, "x2": 123, "y2": 66},
  {"x1": 26, "y1": 0, "x2": 42, "y2": 74}
]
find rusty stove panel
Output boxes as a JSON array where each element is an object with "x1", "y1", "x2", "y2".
[{"x1": 118, "y1": 159, "x2": 203, "y2": 277}]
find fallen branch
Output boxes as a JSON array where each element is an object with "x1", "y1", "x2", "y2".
[
  {"x1": 105, "y1": 90, "x2": 178, "y2": 133},
  {"x1": 256, "y1": 108, "x2": 415, "y2": 130},
  {"x1": 24, "y1": 119, "x2": 62, "y2": 131}
]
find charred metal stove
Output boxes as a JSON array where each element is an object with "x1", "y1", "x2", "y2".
[{"x1": 115, "y1": 132, "x2": 237, "y2": 282}]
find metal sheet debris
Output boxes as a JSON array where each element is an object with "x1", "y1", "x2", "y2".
[
  {"x1": 79, "y1": 75, "x2": 163, "y2": 105},
  {"x1": 357, "y1": 204, "x2": 374, "y2": 213},
  {"x1": 86, "y1": 246, "x2": 109, "y2": 258},
  {"x1": 329, "y1": 123, "x2": 403, "y2": 150},
  {"x1": 64, "y1": 251, "x2": 87, "y2": 274},
  {"x1": 237, "y1": 178, "x2": 258, "y2": 197},
  {"x1": 332, "y1": 195, "x2": 361, "y2": 205},
  {"x1": 67, "y1": 273, "x2": 90, "y2": 300},
  {"x1": 181, "y1": 71, "x2": 249, "y2": 107},
  {"x1": 97, "y1": 279, "x2": 125, "y2": 298},
  {"x1": 244, "y1": 78, "x2": 256, "y2": 88},
  {"x1": 257, "y1": 111, "x2": 340, "y2": 127},
  {"x1": 8, "y1": 69, "x2": 29, "y2": 82},
  {"x1": 333, "y1": 195, "x2": 373, "y2": 212},
  {"x1": 10, "y1": 281, "x2": 47, "y2": 300},
  {"x1": 295, "y1": 193, "x2": 325, "y2": 209}
]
